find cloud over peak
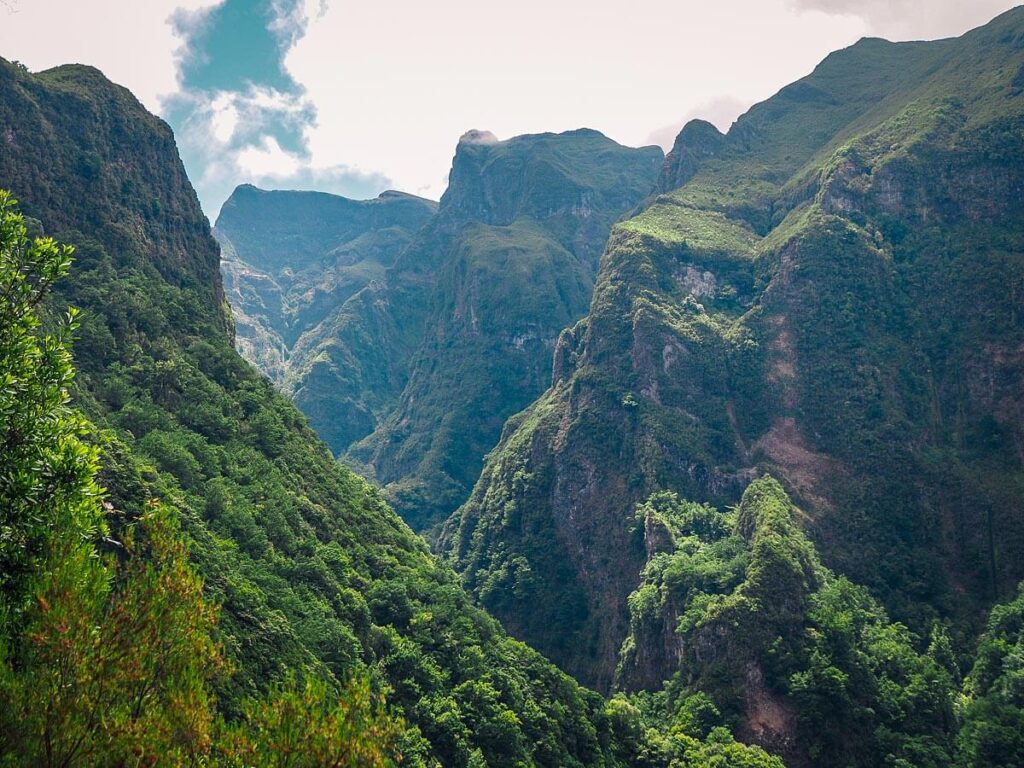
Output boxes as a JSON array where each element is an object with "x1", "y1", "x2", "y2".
[
  {"x1": 2, "y1": 0, "x2": 1020, "y2": 216},
  {"x1": 788, "y1": 0, "x2": 1018, "y2": 40}
]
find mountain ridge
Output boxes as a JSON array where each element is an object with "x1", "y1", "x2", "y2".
[
  {"x1": 440, "y1": 6, "x2": 1024, "y2": 694},
  {"x1": 222, "y1": 128, "x2": 663, "y2": 531}
]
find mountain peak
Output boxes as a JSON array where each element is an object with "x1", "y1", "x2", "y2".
[
  {"x1": 458, "y1": 129, "x2": 500, "y2": 145},
  {"x1": 658, "y1": 118, "x2": 726, "y2": 193}
]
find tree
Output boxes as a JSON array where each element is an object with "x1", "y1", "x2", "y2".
[
  {"x1": 0, "y1": 189, "x2": 92, "y2": 616},
  {"x1": 956, "y1": 583, "x2": 1024, "y2": 768},
  {"x1": 216, "y1": 674, "x2": 401, "y2": 768},
  {"x1": 0, "y1": 192, "x2": 402, "y2": 767},
  {"x1": 0, "y1": 504, "x2": 221, "y2": 766},
  {"x1": 0, "y1": 191, "x2": 220, "y2": 765}
]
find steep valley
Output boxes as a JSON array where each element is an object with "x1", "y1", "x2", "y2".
[
  {"x1": 2, "y1": 6, "x2": 1024, "y2": 767},
  {"x1": 219, "y1": 130, "x2": 663, "y2": 531},
  {"x1": 0, "y1": 56, "x2": 644, "y2": 766}
]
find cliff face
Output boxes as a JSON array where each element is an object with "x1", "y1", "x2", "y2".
[
  {"x1": 441, "y1": 9, "x2": 1024, "y2": 692},
  {"x1": 343, "y1": 130, "x2": 664, "y2": 531},
  {"x1": 247, "y1": 129, "x2": 663, "y2": 531},
  {"x1": 0, "y1": 60, "x2": 225, "y2": 326},
  {"x1": 215, "y1": 185, "x2": 436, "y2": 382}
]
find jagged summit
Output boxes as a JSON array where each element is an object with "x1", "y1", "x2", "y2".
[
  {"x1": 377, "y1": 188, "x2": 435, "y2": 202},
  {"x1": 657, "y1": 118, "x2": 726, "y2": 193},
  {"x1": 458, "y1": 128, "x2": 499, "y2": 144}
]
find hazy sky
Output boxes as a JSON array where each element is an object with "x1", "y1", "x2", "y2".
[{"x1": 0, "y1": 0, "x2": 1018, "y2": 216}]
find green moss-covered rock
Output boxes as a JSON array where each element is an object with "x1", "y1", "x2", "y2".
[{"x1": 442, "y1": 8, "x2": 1024, "y2": 695}]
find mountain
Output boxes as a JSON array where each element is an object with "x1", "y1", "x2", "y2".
[
  {"x1": 6, "y1": 7, "x2": 1024, "y2": 764},
  {"x1": 343, "y1": 130, "x2": 665, "y2": 531},
  {"x1": 215, "y1": 184, "x2": 437, "y2": 382},
  {"x1": 223, "y1": 129, "x2": 663, "y2": 531},
  {"x1": 0, "y1": 56, "x2": 633, "y2": 766},
  {"x1": 440, "y1": 6, "x2": 1024, "y2": 696}
]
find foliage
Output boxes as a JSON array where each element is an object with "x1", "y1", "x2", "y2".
[
  {"x1": 956, "y1": 583, "x2": 1024, "y2": 767},
  {"x1": 603, "y1": 691, "x2": 785, "y2": 767},
  {"x1": 0, "y1": 504, "x2": 222, "y2": 767},
  {"x1": 0, "y1": 195, "x2": 400, "y2": 767},
  {"x1": 216, "y1": 674, "x2": 401, "y2": 768},
  {"x1": 0, "y1": 190, "x2": 92, "y2": 614},
  {"x1": 619, "y1": 478, "x2": 958, "y2": 766}
]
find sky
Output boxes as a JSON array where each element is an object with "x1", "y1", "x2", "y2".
[{"x1": 0, "y1": 0, "x2": 1019, "y2": 217}]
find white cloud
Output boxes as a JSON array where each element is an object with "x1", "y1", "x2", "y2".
[
  {"x1": 788, "y1": 0, "x2": 1020, "y2": 40},
  {"x1": 282, "y1": 0, "x2": 874, "y2": 199},
  {"x1": 236, "y1": 135, "x2": 300, "y2": 177},
  {"x1": 209, "y1": 94, "x2": 239, "y2": 142},
  {"x1": 0, "y1": 0, "x2": 222, "y2": 110}
]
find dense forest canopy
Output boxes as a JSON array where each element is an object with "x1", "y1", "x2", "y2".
[{"x1": 1, "y1": 5, "x2": 1024, "y2": 767}]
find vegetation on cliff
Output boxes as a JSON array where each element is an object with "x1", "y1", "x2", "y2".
[
  {"x1": 619, "y1": 478, "x2": 958, "y2": 767},
  {"x1": 222, "y1": 130, "x2": 663, "y2": 532},
  {"x1": 442, "y1": 8, "x2": 1024, "y2": 704}
]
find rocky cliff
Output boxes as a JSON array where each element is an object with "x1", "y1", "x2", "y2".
[
  {"x1": 215, "y1": 184, "x2": 436, "y2": 382},
  {"x1": 441, "y1": 8, "x2": 1024, "y2": 692},
  {"x1": 344, "y1": 130, "x2": 664, "y2": 531},
  {"x1": 238, "y1": 129, "x2": 664, "y2": 531}
]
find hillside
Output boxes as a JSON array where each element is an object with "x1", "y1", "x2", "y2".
[
  {"x1": 620, "y1": 477, "x2": 960, "y2": 767},
  {"x1": 215, "y1": 184, "x2": 436, "y2": 382},
  {"x1": 441, "y1": 7, "x2": 1024, "y2": 696},
  {"x1": 0, "y1": 56, "x2": 631, "y2": 766},
  {"x1": 226, "y1": 129, "x2": 663, "y2": 531},
  {"x1": 5, "y1": 6, "x2": 1024, "y2": 765}
]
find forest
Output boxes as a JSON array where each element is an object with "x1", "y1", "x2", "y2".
[{"x1": 2, "y1": 5, "x2": 1024, "y2": 767}]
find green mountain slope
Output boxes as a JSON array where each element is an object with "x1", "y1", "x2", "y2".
[
  {"x1": 619, "y1": 478, "x2": 958, "y2": 767},
  {"x1": 441, "y1": 7, "x2": 1024, "y2": 693},
  {"x1": 0, "y1": 57, "x2": 637, "y2": 767},
  {"x1": 215, "y1": 184, "x2": 436, "y2": 382},
  {"x1": 957, "y1": 582, "x2": 1024, "y2": 765},
  {"x1": 240, "y1": 129, "x2": 663, "y2": 531}
]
